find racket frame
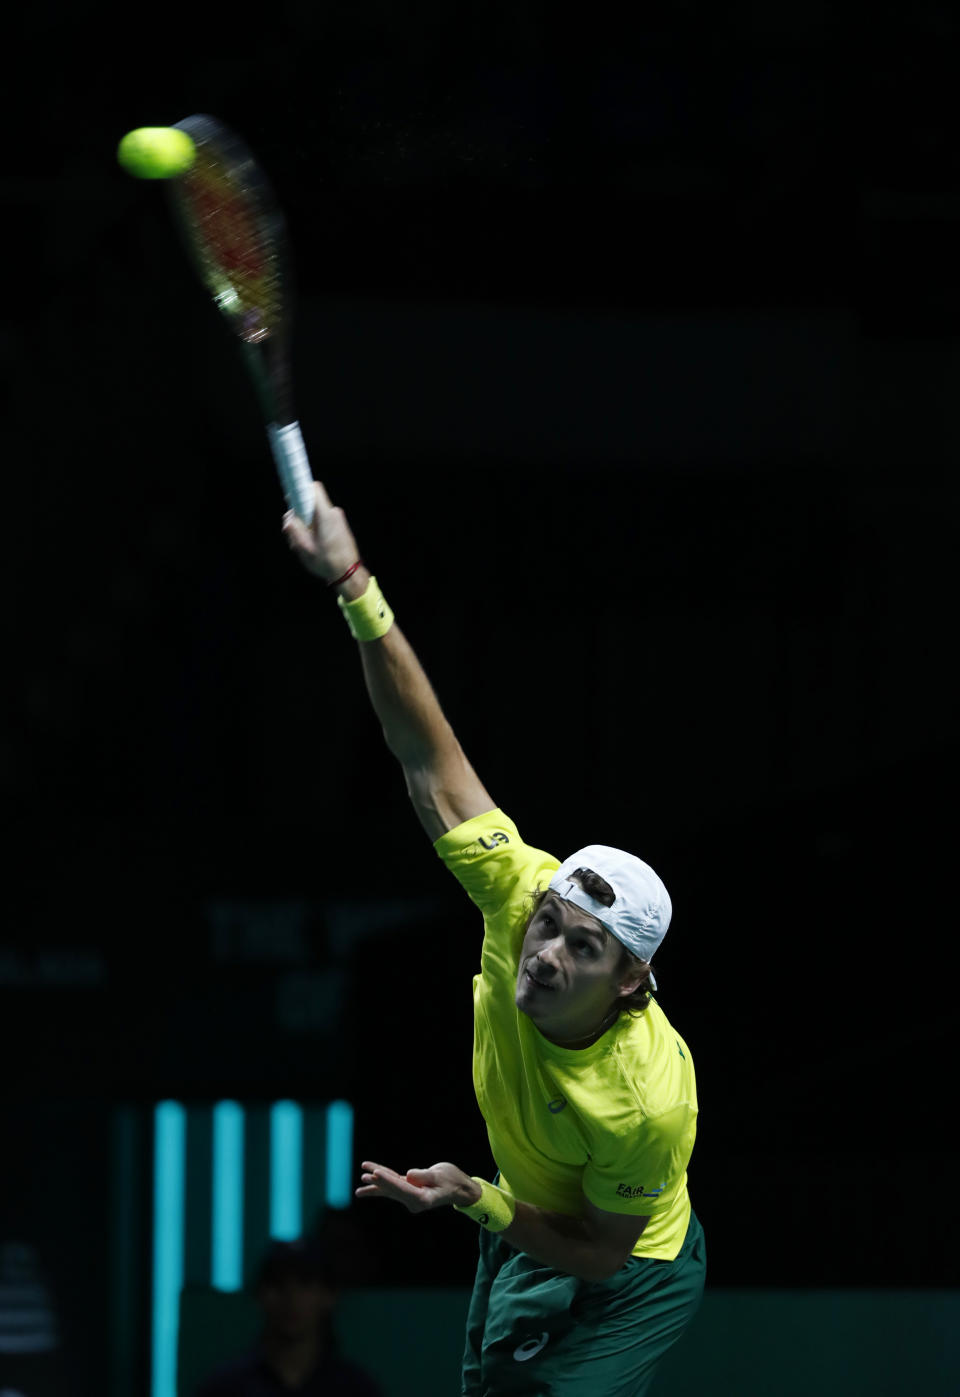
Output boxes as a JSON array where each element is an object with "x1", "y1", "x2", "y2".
[{"x1": 165, "y1": 113, "x2": 315, "y2": 521}]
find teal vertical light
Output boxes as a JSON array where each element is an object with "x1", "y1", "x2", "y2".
[
  {"x1": 211, "y1": 1101, "x2": 245, "y2": 1292},
  {"x1": 270, "y1": 1100, "x2": 303, "y2": 1240},
  {"x1": 325, "y1": 1101, "x2": 354, "y2": 1209},
  {"x1": 152, "y1": 1101, "x2": 185, "y2": 1397}
]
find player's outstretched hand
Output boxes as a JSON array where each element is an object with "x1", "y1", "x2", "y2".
[
  {"x1": 283, "y1": 481, "x2": 361, "y2": 583},
  {"x1": 356, "y1": 1160, "x2": 482, "y2": 1213}
]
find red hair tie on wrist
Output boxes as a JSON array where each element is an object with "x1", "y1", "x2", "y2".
[{"x1": 329, "y1": 560, "x2": 363, "y2": 588}]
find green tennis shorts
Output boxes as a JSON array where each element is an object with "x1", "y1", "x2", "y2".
[{"x1": 460, "y1": 1208, "x2": 706, "y2": 1396}]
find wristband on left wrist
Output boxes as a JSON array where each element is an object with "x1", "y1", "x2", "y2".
[{"x1": 453, "y1": 1177, "x2": 516, "y2": 1233}]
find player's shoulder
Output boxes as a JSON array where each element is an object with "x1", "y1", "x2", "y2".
[
  {"x1": 434, "y1": 808, "x2": 534, "y2": 861},
  {"x1": 611, "y1": 1000, "x2": 697, "y2": 1118},
  {"x1": 434, "y1": 808, "x2": 558, "y2": 908}
]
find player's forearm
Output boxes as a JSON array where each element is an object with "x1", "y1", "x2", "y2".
[
  {"x1": 502, "y1": 1201, "x2": 622, "y2": 1283},
  {"x1": 336, "y1": 566, "x2": 458, "y2": 767},
  {"x1": 357, "y1": 1163, "x2": 628, "y2": 1281}
]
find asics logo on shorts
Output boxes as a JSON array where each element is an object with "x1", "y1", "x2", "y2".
[{"x1": 513, "y1": 1331, "x2": 550, "y2": 1362}]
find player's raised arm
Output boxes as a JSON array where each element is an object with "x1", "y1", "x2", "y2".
[{"x1": 283, "y1": 481, "x2": 495, "y2": 841}]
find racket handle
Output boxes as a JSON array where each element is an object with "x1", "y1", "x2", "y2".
[{"x1": 267, "y1": 422, "x2": 316, "y2": 524}]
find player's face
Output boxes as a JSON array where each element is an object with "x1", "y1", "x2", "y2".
[{"x1": 515, "y1": 892, "x2": 639, "y2": 1046}]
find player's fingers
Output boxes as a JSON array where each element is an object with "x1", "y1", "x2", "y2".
[
  {"x1": 312, "y1": 480, "x2": 335, "y2": 514},
  {"x1": 363, "y1": 1164, "x2": 430, "y2": 1206},
  {"x1": 405, "y1": 1168, "x2": 438, "y2": 1187},
  {"x1": 359, "y1": 1162, "x2": 400, "y2": 1191},
  {"x1": 283, "y1": 511, "x2": 315, "y2": 554}
]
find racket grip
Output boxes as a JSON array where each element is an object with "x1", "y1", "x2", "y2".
[{"x1": 267, "y1": 422, "x2": 315, "y2": 524}]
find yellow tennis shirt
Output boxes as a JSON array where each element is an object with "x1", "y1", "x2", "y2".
[{"x1": 434, "y1": 808, "x2": 698, "y2": 1261}]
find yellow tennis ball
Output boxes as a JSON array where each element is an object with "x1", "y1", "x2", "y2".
[{"x1": 117, "y1": 126, "x2": 196, "y2": 180}]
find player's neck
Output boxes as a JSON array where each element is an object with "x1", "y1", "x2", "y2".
[{"x1": 545, "y1": 1005, "x2": 620, "y2": 1050}]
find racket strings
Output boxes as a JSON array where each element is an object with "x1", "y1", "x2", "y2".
[{"x1": 176, "y1": 152, "x2": 284, "y2": 343}]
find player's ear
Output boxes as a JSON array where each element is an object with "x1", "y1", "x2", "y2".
[{"x1": 615, "y1": 958, "x2": 651, "y2": 997}]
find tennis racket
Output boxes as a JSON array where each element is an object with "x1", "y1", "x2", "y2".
[{"x1": 165, "y1": 113, "x2": 316, "y2": 523}]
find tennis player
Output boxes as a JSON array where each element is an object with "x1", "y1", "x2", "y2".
[{"x1": 284, "y1": 482, "x2": 705, "y2": 1395}]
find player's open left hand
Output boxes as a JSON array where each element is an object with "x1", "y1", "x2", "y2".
[
  {"x1": 283, "y1": 480, "x2": 360, "y2": 583},
  {"x1": 356, "y1": 1160, "x2": 482, "y2": 1213}
]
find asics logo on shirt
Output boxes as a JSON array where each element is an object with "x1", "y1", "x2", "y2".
[
  {"x1": 547, "y1": 1096, "x2": 567, "y2": 1113},
  {"x1": 478, "y1": 832, "x2": 510, "y2": 850},
  {"x1": 513, "y1": 1332, "x2": 550, "y2": 1362}
]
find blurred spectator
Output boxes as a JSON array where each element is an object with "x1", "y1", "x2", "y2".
[
  {"x1": 193, "y1": 1236, "x2": 382, "y2": 1396},
  {"x1": 0, "y1": 1125, "x2": 68, "y2": 1397},
  {"x1": 0, "y1": 1241, "x2": 65, "y2": 1397}
]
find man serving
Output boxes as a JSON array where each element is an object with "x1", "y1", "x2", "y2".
[{"x1": 284, "y1": 482, "x2": 705, "y2": 1396}]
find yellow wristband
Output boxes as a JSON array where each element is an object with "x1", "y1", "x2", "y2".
[
  {"x1": 453, "y1": 1178, "x2": 516, "y2": 1233},
  {"x1": 337, "y1": 575, "x2": 395, "y2": 641}
]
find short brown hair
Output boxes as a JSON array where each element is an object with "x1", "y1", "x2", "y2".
[{"x1": 527, "y1": 868, "x2": 654, "y2": 1017}]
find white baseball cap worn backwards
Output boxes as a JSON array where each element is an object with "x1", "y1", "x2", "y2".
[{"x1": 549, "y1": 845, "x2": 672, "y2": 990}]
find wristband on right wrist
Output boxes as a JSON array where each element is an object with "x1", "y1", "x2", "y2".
[{"x1": 337, "y1": 574, "x2": 394, "y2": 641}]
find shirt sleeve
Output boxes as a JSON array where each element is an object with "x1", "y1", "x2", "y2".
[
  {"x1": 434, "y1": 809, "x2": 559, "y2": 982},
  {"x1": 433, "y1": 809, "x2": 558, "y2": 923},
  {"x1": 581, "y1": 1102, "x2": 698, "y2": 1218}
]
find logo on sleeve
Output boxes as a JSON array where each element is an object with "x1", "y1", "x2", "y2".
[
  {"x1": 478, "y1": 832, "x2": 510, "y2": 850},
  {"x1": 547, "y1": 1096, "x2": 567, "y2": 1114},
  {"x1": 616, "y1": 1181, "x2": 666, "y2": 1201}
]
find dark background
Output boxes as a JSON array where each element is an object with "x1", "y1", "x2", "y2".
[{"x1": 2, "y1": 2, "x2": 957, "y2": 1390}]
